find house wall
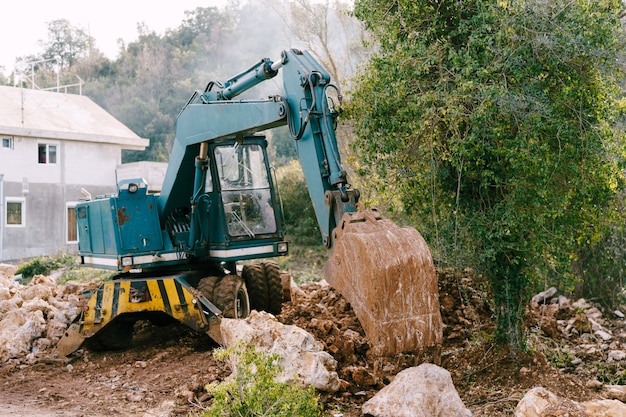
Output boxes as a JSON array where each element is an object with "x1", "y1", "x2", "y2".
[
  {"x1": 1, "y1": 135, "x2": 121, "y2": 185},
  {"x1": 0, "y1": 135, "x2": 125, "y2": 262},
  {"x1": 1, "y1": 182, "x2": 115, "y2": 263}
]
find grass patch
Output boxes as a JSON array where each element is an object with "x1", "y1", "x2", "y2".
[{"x1": 14, "y1": 252, "x2": 115, "y2": 284}]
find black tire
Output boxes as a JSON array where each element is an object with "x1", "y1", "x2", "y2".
[
  {"x1": 214, "y1": 275, "x2": 250, "y2": 319},
  {"x1": 86, "y1": 319, "x2": 134, "y2": 351},
  {"x1": 242, "y1": 264, "x2": 268, "y2": 312},
  {"x1": 262, "y1": 261, "x2": 283, "y2": 315},
  {"x1": 197, "y1": 276, "x2": 221, "y2": 302}
]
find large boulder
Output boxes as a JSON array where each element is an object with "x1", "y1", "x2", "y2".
[
  {"x1": 0, "y1": 308, "x2": 46, "y2": 361},
  {"x1": 219, "y1": 310, "x2": 341, "y2": 391},
  {"x1": 0, "y1": 268, "x2": 84, "y2": 363},
  {"x1": 362, "y1": 363, "x2": 472, "y2": 417}
]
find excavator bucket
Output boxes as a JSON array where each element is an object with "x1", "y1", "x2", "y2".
[{"x1": 324, "y1": 210, "x2": 443, "y2": 356}]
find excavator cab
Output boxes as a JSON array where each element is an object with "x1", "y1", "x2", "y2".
[{"x1": 213, "y1": 140, "x2": 279, "y2": 241}]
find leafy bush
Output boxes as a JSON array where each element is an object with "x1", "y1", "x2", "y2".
[
  {"x1": 15, "y1": 252, "x2": 76, "y2": 280},
  {"x1": 204, "y1": 343, "x2": 322, "y2": 417},
  {"x1": 14, "y1": 252, "x2": 114, "y2": 284},
  {"x1": 275, "y1": 160, "x2": 322, "y2": 246}
]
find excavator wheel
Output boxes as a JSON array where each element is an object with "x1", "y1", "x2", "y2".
[
  {"x1": 243, "y1": 262, "x2": 283, "y2": 315},
  {"x1": 197, "y1": 275, "x2": 221, "y2": 303},
  {"x1": 214, "y1": 274, "x2": 250, "y2": 319},
  {"x1": 261, "y1": 261, "x2": 283, "y2": 315},
  {"x1": 242, "y1": 264, "x2": 268, "y2": 312}
]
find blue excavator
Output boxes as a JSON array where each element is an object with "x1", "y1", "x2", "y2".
[{"x1": 57, "y1": 49, "x2": 442, "y2": 357}]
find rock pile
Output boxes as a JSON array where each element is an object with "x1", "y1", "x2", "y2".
[
  {"x1": 0, "y1": 264, "x2": 86, "y2": 364},
  {"x1": 528, "y1": 287, "x2": 626, "y2": 376}
]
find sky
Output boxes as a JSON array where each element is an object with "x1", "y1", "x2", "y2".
[{"x1": 0, "y1": 0, "x2": 229, "y2": 73}]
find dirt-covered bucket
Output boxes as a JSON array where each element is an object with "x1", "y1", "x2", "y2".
[{"x1": 324, "y1": 210, "x2": 443, "y2": 356}]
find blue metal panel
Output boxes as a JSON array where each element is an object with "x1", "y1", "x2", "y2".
[{"x1": 114, "y1": 194, "x2": 163, "y2": 253}]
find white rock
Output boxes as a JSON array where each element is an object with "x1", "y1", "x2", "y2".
[
  {"x1": 219, "y1": 311, "x2": 341, "y2": 391},
  {"x1": 586, "y1": 307, "x2": 603, "y2": 320},
  {"x1": 608, "y1": 350, "x2": 626, "y2": 362},
  {"x1": 362, "y1": 364, "x2": 472, "y2": 417},
  {"x1": 595, "y1": 330, "x2": 613, "y2": 342},
  {"x1": 46, "y1": 318, "x2": 70, "y2": 339},
  {"x1": 0, "y1": 263, "x2": 17, "y2": 279},
  {"x1": 0, "y1": 286, "x2": 11, "y2": 301},
  {"x1": 20, "y1": 284, "x2": 54, "y2": 302},
  {"x1": 605, "y1": 385, "x2": 626, "y2": 402},
  {"x1": 0, "y1": 309, "x2": 46, "y2": 361},
  {"x1": 614, "y1": 310, "x2": 625, "y2": 319},
  {"x1": 531, "y1": 287, "x2": 557, "y2": 306},
  {"x1": 22, "y1": 298, "x2": 53, "y2": 314},
  {"x1": 516, "y1": 387, "x2": 626, "y2": 417}
]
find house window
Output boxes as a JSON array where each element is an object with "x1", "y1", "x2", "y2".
[
  {"x1": 67, "y1": 203, "x2": 78, "y2": 243},
  {"x1": 6, "y1": 197, "x2": 25, "y2": 227},
  {"x1": 2, "y1": 137, "x2": 13, "y2": 149},
  {"x1": 38, "y1": 143, "x2": 57, "y2": 164}
]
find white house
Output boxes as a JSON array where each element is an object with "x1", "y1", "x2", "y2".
[{"x1": 0, "y1": 86, "x2": 149, "y2": 262}]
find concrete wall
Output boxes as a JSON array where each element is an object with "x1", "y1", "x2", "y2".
[
  {"x1": 0, "y1": 135, "x2": 126, "y2": 262},
  {"x1": 1, "y1": 181, "x2": 114, "y2": 262},
  {"x1": 1, "y1": 135, "x2": 121, "y2": 185}
]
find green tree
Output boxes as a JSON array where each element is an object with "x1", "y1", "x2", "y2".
[
  {"x1": 40, "y1": 19, "x2": 93, "y2": 69},
  {"x1": 349, "y1": 0, "x2": 626, "y2": 348}
]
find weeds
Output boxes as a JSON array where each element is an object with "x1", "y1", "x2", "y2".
[
  {"x1": 203, "y1": 343, "x2": 322, "y2": 417},
  {"x1": 14, "y1": 252, "x2": 114, "y2": 284}
]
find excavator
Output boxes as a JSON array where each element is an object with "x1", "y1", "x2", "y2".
[{"x1": 57, "y1": 49, "x2": 442, "y2": 357}]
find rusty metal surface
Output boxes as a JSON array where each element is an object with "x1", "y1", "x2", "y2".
[
  {"x1": 324, "y1": 210, "x2": 443, "y2": 356},
  {"x1": 56, "y1": 323, "x2": 86, "y2": 356}
]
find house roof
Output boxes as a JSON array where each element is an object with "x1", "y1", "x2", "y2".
[{"x1": 0, "y1": 86, "x2": 149, "y2": 150}]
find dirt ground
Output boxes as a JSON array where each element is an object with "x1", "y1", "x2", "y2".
[{"x1": 0, "y1": 268, "x2": 621, "y2": 417}]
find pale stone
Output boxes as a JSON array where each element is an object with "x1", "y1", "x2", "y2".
[
  {"x1": 605, "y1": 385, "x2": 626, "y2": 402},
  {"x1": 20, "y1": 284, "x2": 54, "y2": 302},
  {"x1": 531, "y1": 287, "x2": 557, "y2": 306},
  {"x1": 608, "y1": 350, "x2": 626, "y2": 362},
  {"x1": 584, "y1": 399, "x2": 626, "y2": 416},
  {"x1": 595, "y1": 330, "x2": 613, "y2": 341},
  {"x1": 362, "y1": 364, "x2": 472, "y2": 417},
  {"x1": 219, "y1": 311, "x2": 341, "y2": 391},
  {"x1": 0, "y1": 286, "x2": 10, "y2": 301},
  {"x1": 515, "y1": 387, "x2": 626, "y2": 417},
  {"x1": 0, "y1": 263, "x2": 17, "y2": 278},
  {"x1": 0, "y1": 309, "x2": 46, "y2": 361}
]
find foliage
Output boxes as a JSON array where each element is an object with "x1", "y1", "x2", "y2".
[
  {"x1": 14, "y1": 252, "x2": 114, "y2": 284},
  {"x1": 39, "y1": 19, "x2": 93, "y2": 69},
  {"x1": 275, "y1": 160, "x2": 322, "y2": 246},
  {"x1": 203, "y1": 343, "x2": 322, "y2": 417},
  {"x1": 349, "y1": 0, "x2": 626, "y2": 348},
  {"x1": 15, "y1": 252, "x2": 77, "y2": 280},
  {"x1": 574, "y1": 188, "x2": 626, "y2": 307}
]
